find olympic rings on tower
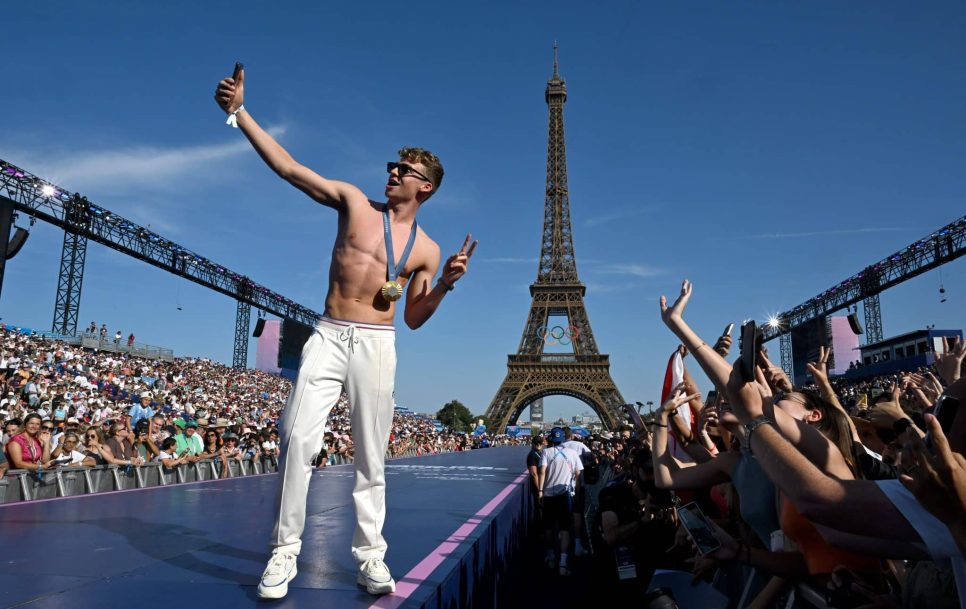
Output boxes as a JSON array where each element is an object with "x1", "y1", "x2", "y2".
[{"x1": 535, "y1": 325, "x2": 580, "y2": 346}]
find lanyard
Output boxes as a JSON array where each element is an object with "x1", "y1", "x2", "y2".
[{"x1": 383, "y1": 207, "x2": 418, "y2": 282}]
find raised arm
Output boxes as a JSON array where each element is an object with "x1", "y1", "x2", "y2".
[
  {"x1": 659, "y1": 280, "x2": 733, "y2": 393},
  {"x1": 805, "y1": 346, "x2": 859, "y2": 442},
  {"x1": 651, "y1": 386, "x2": 733, "y2": 490},
  {"x1": 403, "y1": 234, "x2": 476, "y2": 330},
  {"x1": 214, "y1": 67, "x2": 365, "y2": 209},
  {"x1": 725, "y1": 362, "x2": 924, "y2": 548}
]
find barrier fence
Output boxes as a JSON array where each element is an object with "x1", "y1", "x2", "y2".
[{"x1": 1, "y1": 446, "x2": 449, "y2": 504}]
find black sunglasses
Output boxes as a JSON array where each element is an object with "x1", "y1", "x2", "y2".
[
  {"x1": 773, "y1": 391, "x2": 808, "y2": 408},
  {"x1": 387, "y1": 162, "x2": 432, "y2": 184}
]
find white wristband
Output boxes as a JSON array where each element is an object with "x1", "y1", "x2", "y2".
[{"x1": 225, "y1": 105, "x2": 245, "y2": 128}]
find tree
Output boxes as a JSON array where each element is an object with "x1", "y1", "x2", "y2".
[{"x1": 436, "y1": 400, "x2": 474, "y2": 432}]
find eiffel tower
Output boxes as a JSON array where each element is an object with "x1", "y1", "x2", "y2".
[{"x1": 485, "y1": 46, "x2": 627, "y2": 433}]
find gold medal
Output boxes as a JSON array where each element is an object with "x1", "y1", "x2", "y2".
[
  {"x1": 381, "y1": 206, "x2": 417, "y2": 304},
  {"x1": 381, "y1": 280, "x2": 403, "y2": 302}
]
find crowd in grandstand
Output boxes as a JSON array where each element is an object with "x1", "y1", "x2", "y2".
[
  {"x1": 531, "y1": 280, "x2": 965, "y2": 608},
  {"x1": 0, "y1": 325, "x2": 517, "y2": 479}
]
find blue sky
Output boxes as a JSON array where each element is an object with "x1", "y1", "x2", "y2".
[{"x1": 2, "y1": 1, "x2": 964, "y2": 424}]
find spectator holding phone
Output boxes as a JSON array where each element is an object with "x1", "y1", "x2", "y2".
[
  {"x1": 51, "y1": 432, "x2": 90, "y2": 466},
  {"x1": 131, "y1": 420, "x2": 159, "y2": 460},
  {"x1": 156, "y1": 437, "x2": 189, "y2": 469}
]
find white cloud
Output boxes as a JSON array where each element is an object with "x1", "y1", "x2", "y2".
[
  {"x1": 584, "y1": 204, "x2": 661, "y2": 228},
  {"x1": 594, "y1": 264, "x2": 665, "y2": 279},
  {"x1": 2, "y1": 126, "x2": 287, "y2": 195}
]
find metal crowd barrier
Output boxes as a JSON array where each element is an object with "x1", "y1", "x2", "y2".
[
  {"x1": 79, "y1": 334, "x2": 175, "y2": 361},
  {"x1": 0, "y1": 448, "x2": 463, "y2": 503},
  {"x1": 1, "y1": 456, "x2": 280, "y2": 503}
]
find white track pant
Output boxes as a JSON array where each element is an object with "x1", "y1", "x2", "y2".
[{"x1": 270, "y1": 317, "x2": 396, "y2": 563}]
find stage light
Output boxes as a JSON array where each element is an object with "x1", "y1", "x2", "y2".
[
  {"x1": 767, "y1": 316, "x2": 781, "y2": 329},
  {"x1": 41, "y1": 184, "x2": 55, "y2": 197}
]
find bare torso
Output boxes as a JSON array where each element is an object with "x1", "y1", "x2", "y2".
[{"x1": 323, "y1": 199, "x2": 438, "y2": 325}]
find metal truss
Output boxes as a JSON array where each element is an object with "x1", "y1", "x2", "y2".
[
  {"x1": 52, "y1": 230, "x2": 88, "y2": 335},
  {"x1": 779, "y1": 333, "x2": 793, "y2": 381},
  {"x1": 763, "y1": 215, "x2": 966, "y2": 341},
  {"x1": 862, "y1": 294, "x2": 883, "y2": 345},
  {"x1": 233, "y1": 300, "x2": 251, "y2": 369},
  {"x1": 0, "y1": 160, "x2": 321, "y2": 328}
]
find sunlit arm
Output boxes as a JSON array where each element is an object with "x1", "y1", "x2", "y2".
[
  {"x1": 235, "y1": 110, "x2": 362, "y2": 209},
  {"x1": 403, "y1": 257, "x2": 445, "y2": 330}
]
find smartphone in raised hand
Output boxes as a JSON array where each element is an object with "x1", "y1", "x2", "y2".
[
  {"x1": 739, "y1": 321, "x2": 759, "y2": 382},
  {"x1": 926, "y1": 395, "x2": 959, "y2": 451},
  {"x1": 624, "y1": 403, "x2": 645, "y2": 431}
]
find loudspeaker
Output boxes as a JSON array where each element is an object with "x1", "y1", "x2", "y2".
[
  {"x1": 847, "y1": 312, "x2": 864, "y2": 335},
  {"x1": 253, "y1": 318, "x2": 266, "y2": 338},
  {"x1": 5, "y1": 228, "x2": 28, "y2": 260}
]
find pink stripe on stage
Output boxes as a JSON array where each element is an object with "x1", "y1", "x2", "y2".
[{"x1": 368, "y1": 472, "x2": 528, "y2": 609}]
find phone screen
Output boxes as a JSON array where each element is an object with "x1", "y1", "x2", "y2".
[{"x1": 676, "y1": 501, "x2": 721, "y2": 555}]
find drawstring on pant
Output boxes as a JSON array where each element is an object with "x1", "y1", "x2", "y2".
[{"x1": 338, "y1": 326, "x2": 359, "y2": 354}]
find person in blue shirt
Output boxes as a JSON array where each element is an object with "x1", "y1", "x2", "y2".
[{"x1": 127, "y1": 391, "x2": 155, "y2": 430}]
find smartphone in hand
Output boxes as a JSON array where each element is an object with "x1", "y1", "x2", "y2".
[
  {"x1": 676, "y1": 501, "x2": 721, "y2": 555},
  {"x1": 623, "y1": 403, "x2": 645, "y2": 431},
  {"x1": 926, "y1": 395, "x2": 959, "y2": 451}
]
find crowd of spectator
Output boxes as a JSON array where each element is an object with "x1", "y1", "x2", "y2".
[
  {"x1": 531, "y1": 280, "x2": 965, "y2": 608},
  {"x1": 0, "y1": 325, "x2": 519, "y2": 483}
]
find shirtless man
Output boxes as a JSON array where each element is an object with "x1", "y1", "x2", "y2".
[{"x1": 214, "y1": 66, "x2": 477, "y2": 599}]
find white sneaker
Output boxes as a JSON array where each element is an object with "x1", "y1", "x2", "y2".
[
  {"x1": 357, "y1": 557, "x2": 396, "y2": 595},
  {"x1": 257, "y1": 552, "x2": 298, "y2": 600}
]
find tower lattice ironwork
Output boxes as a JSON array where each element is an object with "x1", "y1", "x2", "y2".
[{"x1": 485, "y1": 47, "x2": 627, "y2": 432}]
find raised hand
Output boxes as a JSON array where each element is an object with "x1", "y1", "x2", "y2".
[
  {"x1": 757, "y1": 348, "x2": 793, "y2": 393},
  {"x1": 900, "y1": 414, "x2": 966, "y2": 533},
  {"x1": 726, "y1": 360, "x2": 766, "y2": 424},
  {"x1": 659, "y1": 279, "x2": 693, "y2": 327},
  {"x1": 936, "y1": 336, "x2": 966, "y2": 385},
  {"x1": 698, "y1": 406, "x2": 719, "y2": 432},
  {"x1": 805, "y1": 346, "x2": 831, "y2": 385},
  {"x1": 214, "y1": 64, "x2": 245, "y2": 115},
  {"x1": 440, "y1": 234, "x2": 477, "y2": 287},
  {"x1": 922, "y1": 371, "x2": 945, "y2": 402},
  {"x1": 712, "y1": 333, "x2": 732, "y2": 357},
  {"x1": 753, "y1": 366, "x2": 775, "y2": 402},
  {"x1": 660, "y1": 383, "x2": 696, "y2": 415},
  {"x1": 867, "y1": 384, "x2": 906, "y2": 429}
]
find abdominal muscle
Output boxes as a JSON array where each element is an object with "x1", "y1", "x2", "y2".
[{"x1": 321, "y1": 237, "x2": 409, "y2": 326}]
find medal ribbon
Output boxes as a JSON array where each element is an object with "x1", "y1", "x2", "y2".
[{"x1": 383, "y1": 207, "x2": 418, "y2": 283}]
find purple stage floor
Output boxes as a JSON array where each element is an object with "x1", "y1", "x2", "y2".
[{"x1": 0, "y1": 447, "x2": 531, "y2": 609}]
